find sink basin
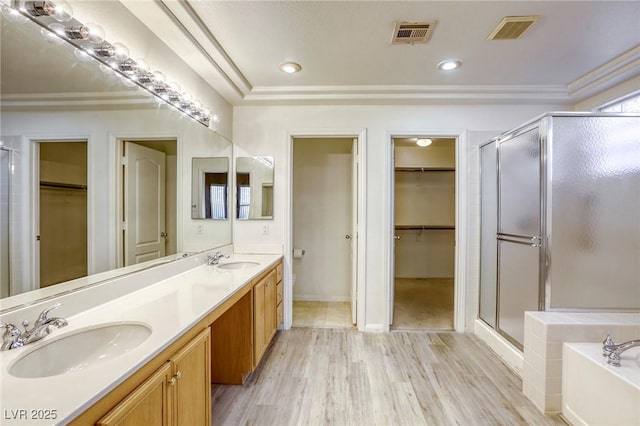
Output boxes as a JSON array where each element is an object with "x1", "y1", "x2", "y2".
[
  {"x1": 9, "y1": 322, "x2": 152, "y2": 378},
  {"x1": 217, "y1": 261, "x2": 260, "y2": 270}
]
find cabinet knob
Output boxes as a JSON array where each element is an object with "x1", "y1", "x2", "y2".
[
  {"x1": 169, "y1": 377, "x2": 176, "y2": 386},
  {"x1": 175, "y1": 370, "x2": 182, "y2": 379}
]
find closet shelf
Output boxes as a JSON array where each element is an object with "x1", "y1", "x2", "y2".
[
  {"x1": 395, "y1": 167, "x2": 455, "y2": 172},
  {"x1": 395, "y1": 225, "x2": 455, "y2": 230},
  {"x1": 40, "y1": 181, "x2": 87, "y2": 190}
]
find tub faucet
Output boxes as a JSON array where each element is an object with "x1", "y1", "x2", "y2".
[
  {"x1": 207, "y1": 251, "x2": 229, "y2": 266},
  {"x1": 0, "y1": 303, "x2": 68, "y2": 351},
  {"x1": 607, "y1": 339, "x2": 640, "y2": 367}
]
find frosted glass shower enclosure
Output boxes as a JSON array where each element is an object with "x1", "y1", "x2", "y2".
[{"x1": 479, "y1": 113, "x2": 640, "y2": 349}]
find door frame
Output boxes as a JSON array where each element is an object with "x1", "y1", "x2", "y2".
[
  {"x1": 113, "y1": 135, "x2": 181, "y2": 268},
  {"x1": 29, "y1": 136, "x2": 90, "y2": 292},
  {"x1": 286, "y1": 129, "x2": 367, "y2": 331},
  {"x1": 385, "y1": 130, "x2": 468, "y2": 333}
]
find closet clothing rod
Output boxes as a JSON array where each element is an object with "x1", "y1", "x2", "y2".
[
  {"x1": 40, "y1": 181, "x2": 87, "y2": 190},
  {"x1": 395, "y1": 167, "x2": 455, "y2": 172},
  {"x1": 395, "y1": 225, "x2": 455, "y2": 230}
]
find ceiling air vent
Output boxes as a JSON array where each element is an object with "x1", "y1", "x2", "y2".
[
  {"x1": 391, "y1": 21, "x2": 436, "y2": 45},
  {"x1": 488, "y1": 16, "x2": 539, "y2": 40}
]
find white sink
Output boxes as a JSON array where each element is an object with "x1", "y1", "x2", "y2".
[
  {"x1": 217, "y1": 261, "x2": 260, "y2": 270},
  {"x1": 9, "y1": 322, "x2": 152, "y2": 378}
]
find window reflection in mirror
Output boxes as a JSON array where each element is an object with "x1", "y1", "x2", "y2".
[
  {"x1": 191, "y1": 158, "x2": 229, "y2": 219},
  {"x1": 235, "y1": 157, "x2": 274, "y2": 220}
]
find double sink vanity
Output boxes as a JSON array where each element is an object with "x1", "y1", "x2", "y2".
[{"x1": 0, "y1": 250, "x2": 283, "y2": 425}]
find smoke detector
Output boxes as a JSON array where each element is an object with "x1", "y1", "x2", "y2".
[
  {"x1": 391, "y1": 21, "x2": 436, "y2": 44},
  {"x1": 488, "y1": 16, "x2": 539, "y2": 40}
]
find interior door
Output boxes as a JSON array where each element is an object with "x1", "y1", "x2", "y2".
[
  {"x1": 124, "y1": 142, "x2": 166, "y2": 265},
  {"x1": 350, "y1": 138, "x2": 358, "y2": 325}
]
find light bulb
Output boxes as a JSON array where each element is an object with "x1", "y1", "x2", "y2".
[
  {"x1": 65, "y1": 22, "x2": 105, "y2": 43},
  {"x1": 25, "y1": 0, "x2": 73, "y2": 22},
  {"x1": 47, "y1": 22, "x2": 65, "y2": 37},
  {"x1": 135, "y1": 59, "x2": 149, "y2": 72},
  {"x1": 152, "y1": 71, "x2": 166, "y2": 83},
  {"x1": 279, "y1": 62, "x2": 302, "y2": 73},
  {"x1": 437, "y1": 60, "x2": 461, "y2": 71},
  {"x1": 117, "y1": 59, "x2": 138, "y2": 74},
  {"x1": 416, "y1": 138, "x2": 433, "y2": 147},
  {"x1": 40, "y1": 26, "x2": 63, "y2": 44},
  {"x1": 111, "y1": 42, "x2": 129, "y2": 61}
]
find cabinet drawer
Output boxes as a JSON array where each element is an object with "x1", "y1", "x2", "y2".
[
  {"x1": 276, "y1": 262, "x2": 283, "y2": 283},
  {"x1": 276, "y1": 281, "x2": 283, "y2": 305},
  {"x1": 277, "y1": 302, "x2": 283, "y2": 326}
]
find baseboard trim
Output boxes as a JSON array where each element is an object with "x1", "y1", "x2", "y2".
[
  {"x1": 474, "y1": 319, "x2": 523, "y2": 377},
  {"x1": 364, "y1": 324, "x2": 385, "y2": 333}
]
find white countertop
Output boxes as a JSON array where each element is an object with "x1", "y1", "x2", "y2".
[{"x1": 0, "y1": 253, "x2": 282, "y2": 425}]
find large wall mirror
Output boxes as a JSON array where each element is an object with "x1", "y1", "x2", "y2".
[
  {"x1": 0, "y1": 8, "x2": 232, "y2": 308},
  {"x1": 236, "y1": 157, "x2": 274, "y2": 220},
  {"x1": 191, "y1": 158, "x2": 229, "y2": 220}
]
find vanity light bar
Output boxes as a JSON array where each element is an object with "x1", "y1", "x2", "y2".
[{"x1": 9, "y1": 0, "x2": 215, "y2": 126}]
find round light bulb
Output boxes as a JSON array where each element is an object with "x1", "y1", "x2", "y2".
[
  {"x1": 111, "y1": 42, "x2": 129, "y2": 61},
  {"x1": 279, "y1": 62, "x2": 302, "y2": 73},
  {"x1": 41, "y1": 0, "x2": 73, "y2": 22},
  {"x1": 437, "y1": 60, "x2": 461, "y2": 71},
  {"x1": 84, "y1": 22, "x2": 105, "y2": 44},
  {"x1": 416, "y1": 138, "x2": 433, "y2": 147}
]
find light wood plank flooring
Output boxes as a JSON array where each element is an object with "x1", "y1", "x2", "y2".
[
  {"x1": 211, "y1": 328, "x2": 567, "y2": 426},
  {"x1": 392, "y1": 278, "x2": 454, "y2": 330},
  {"x1": 293, "y1": 301, "x2": 355, "y2": 329}
]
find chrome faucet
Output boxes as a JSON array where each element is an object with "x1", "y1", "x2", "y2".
[
  {"x1": 1, "y1": 303, "x2": 68, "y2": 351},
  {"x1": 607, "y1": 339, "x2": 640, "y2": 367},
  {"x1": 207, "y1": 251, "x2": 229, "y2": 266}
]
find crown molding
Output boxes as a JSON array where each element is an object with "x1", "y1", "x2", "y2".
[
  {"x1": 567, "y1": 45, "x2": 640, "y2": 101},
  {"x1": 241, "y1": 84, "x2": 571, "y2": 105}
]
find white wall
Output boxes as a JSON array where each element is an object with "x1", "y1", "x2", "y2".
[
  {"x1": 292, "y1": 138, "x2": 352, "y2": 302},
  {"x1": 1, "y1": 107, "x2": 232, "y2": 294},
  {"x1": 232, "y1": 103, "x2": 568, "y2": 331}
]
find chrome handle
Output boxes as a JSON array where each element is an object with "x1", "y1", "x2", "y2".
[
  {"x1": 394, "y1": 235, "x2": 401, "y2": 240},
  {"x1": 35, "y1": 303, "x2": 62, "y2": 325},
  {"x1": 345, "y1": 234, "x2": 352, "y2": 240}
]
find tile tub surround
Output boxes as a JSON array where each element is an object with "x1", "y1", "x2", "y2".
[
  {"x1": 563, "y1": 343, "x2": 640, "y2": 426},
  {"x1": 0, "y1": 252, "x2": 282, "y2": 425},
  {"x1": 523, "y1": 312, "x2": 640, "y2": 414}
]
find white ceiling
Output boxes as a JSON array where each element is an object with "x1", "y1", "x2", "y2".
[{"x1": 125, "y1": 0, "x2": 640, "y2": 106}]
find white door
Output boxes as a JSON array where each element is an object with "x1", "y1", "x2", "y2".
[
  {"x1": 350, "y1": 138, "x2": 358, "y2": 325},
  {"x1": 123, "y1": 142, "x2": 166, "y2": 265}
]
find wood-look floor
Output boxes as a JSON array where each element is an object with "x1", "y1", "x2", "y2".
[
  {"x1": 211, "y1": 328, "x2": 567, "y2": 426},
  {"x1": 392, "y1": 278, "x2": 454, "y2": 330}
]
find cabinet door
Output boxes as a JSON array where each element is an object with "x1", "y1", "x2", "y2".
[
  {"x1": 170, "y1": 329, "x2": 211, "y2": 426},
  {"x1": 97, "y1": 363, "x2": 172, "y2": 426},
  {"x1": 253, "y1": 278, "x2": 266, "y2": 365},
  {"x1": 265, "y1": 273, "x2": 277, "y2": 342}
]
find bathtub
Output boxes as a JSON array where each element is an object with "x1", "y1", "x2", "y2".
[{"x1": 563, "y1": 342, "x2": 640, "y2": 426}]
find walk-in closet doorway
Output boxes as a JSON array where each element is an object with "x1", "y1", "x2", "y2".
[{"x1": 390, "y1": 136, "x2": 457, "y2": 330}]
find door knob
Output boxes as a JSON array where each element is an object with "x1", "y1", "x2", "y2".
[
  {"x1": 345, "y1": 234, "x2": 352, "y2": 240},
  {"x1": 160, "y1": 232, "x2": 168, "y2": 238}
]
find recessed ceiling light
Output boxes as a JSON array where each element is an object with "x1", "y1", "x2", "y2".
[
  {"x1": 416, "y1": 138, "x2": 433, "y2": 147},
  {"x1": 279, "y1": 62, "x2": 302, "y2": 74},
  {"x1": 437, "y1": 60, "x2": 461, "y2": 71}
]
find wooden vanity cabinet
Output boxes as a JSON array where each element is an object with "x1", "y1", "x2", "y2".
[{"x1": 96, "y1": 328, "x2": 210, "y2": 426}]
